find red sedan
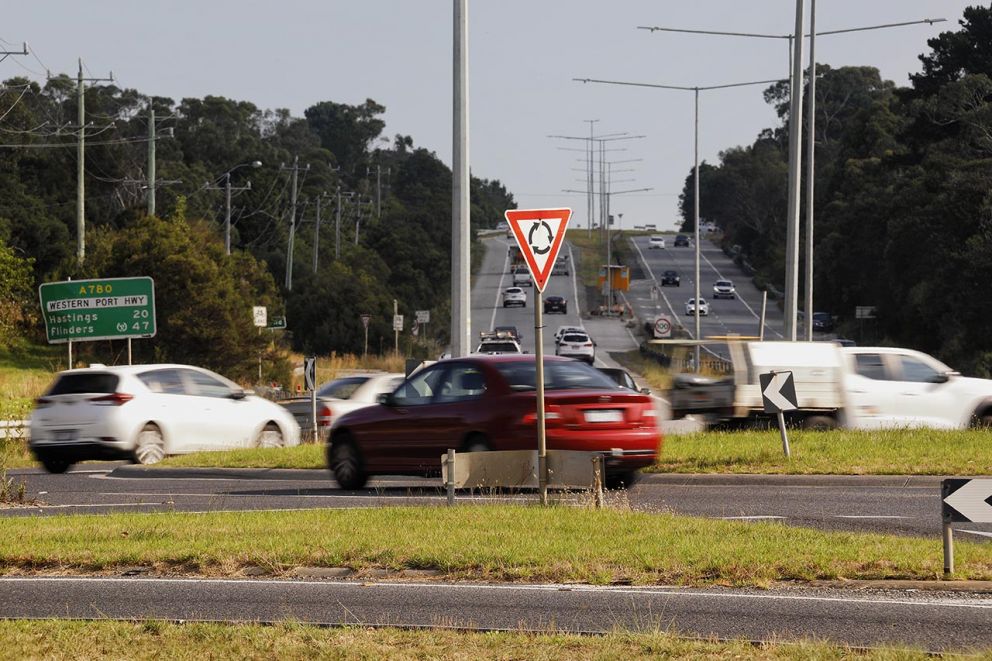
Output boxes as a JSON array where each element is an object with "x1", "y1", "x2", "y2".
[{"x1": 327, "y1": 355, "x2": 661, "y2": 490}]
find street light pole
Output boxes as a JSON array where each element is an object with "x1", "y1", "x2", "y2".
[
  {"x1": 783, "y1": 0, "x2": 807, "y2": 341},
  {"x1": 803, "y1": 0, "x2": 817, "y2": 341},
  {"x1": 575, "y1": 76, "x2": 782, "y2": 369}
]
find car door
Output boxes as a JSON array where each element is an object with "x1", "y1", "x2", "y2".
[
  {"x1": 182, "y1": 368, "x2": 250, "y2": 449},
  {"x1": 887, "y1": 353, "x2": 959, "y2": 428},
  {"x1": 363, "y1": 364, "x2": 452, "y2": 472},
  {"x1": 136, "y1": 368, "x2": 205, "y2": 453},
  {"x1": 844, "y1": 352, "x2": 904, "y2": 428},
  {"x1": 427, "y1": 363, "x2": 490, "y2": 469}
]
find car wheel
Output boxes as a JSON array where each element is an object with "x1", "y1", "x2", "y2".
[
  {"x1": 133, "y1": 423, "x2": 165, "y2": 465},
  {"x1": 802, "y1": 415, "x2": 837, "y2": 431},
  {"x1": 330, "y1": 434, "x2": 367, "y2": 490},
  {"x1": 256, "y1": 423, "x2": 285, "y2": 448},
  {"x1": 462, "y1": 433, "x2": 491, "y2": 453},
  {"x1": 563, "y1": 305, "x2": 568, "y2": 314},
  {"x1": 605, "y1": 471, "x2": 640, "y2": 490},
  {"x1": 971, "y1": 412, "x2": 992, "y2": 428},
  {"x1": 39, "y1": 455, "x2": 72, "y2": 474}
]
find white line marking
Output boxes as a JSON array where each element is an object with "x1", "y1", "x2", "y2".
[
  {"x1": 698, "y1": 249, "x2": 783, "y2": 339},
  {"x1": 487, "y1": 239, "x2": 511, "y2": 333},
  {"x1": 4, "y1": 577, "x2": 989, "y2": 609},
  {"x1": 719, "y1": 515, "x2": 785, "y2": 521},
  {"x1": 835, "y1": 515, "x2": 909, "y2": 520},
  {"x1": 958, "y1": 529, "x2": 992, "y2": 539},
  {"x1": 29, "y1": 503, "x2": 161, "y2": 509}
]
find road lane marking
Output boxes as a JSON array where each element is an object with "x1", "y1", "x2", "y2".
[
  {"x1": 959, "y1": 529, "x2": 992, "y2": 539},
  {"x1": 835, "y1": 515, "x2": 909, "y2": 519},
  {"x1": 487, "y1": 239, "x2": 511, "y2": 333}
]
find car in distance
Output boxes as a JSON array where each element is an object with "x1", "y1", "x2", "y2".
[
  {"x1": 812, "y1": 311, "x2": 835, "y2": 333},
  {"x1": 555, "y1": 331, "x2": 596, "y2": 364},
  {"x1": 29, "y1": 364, "x2": 301, "y2": 473},
  {"x1": 674, "y1": 234, "x2": 690, "y2": 247},
  {"x1": 712, "y1": 279, "x2": 736, "y2": 300},
  {"x1": 660, "y1": 270, "x2": 680, "y2": 287},
  {"x1": 685, "y1": 298, "x2": 709, "y2": 316},
  {"x1": 502, "y1": 287, "x2": 527, "y2": 308},
  {"x1": 554, "y1": 325, "x2": 585, "y2": 344},
  {"x1": 475, "y1": 336, "x2": 523, "y2": 355},
  {"x1": 512, "y1": 270, "x2": 532, "y2": 287},
  {"x1": 544, "y1": 296, "x2": 568, "y2": 314},
  {"x1": 282, "y1": 373, "x2": 403, "y2": 442},
  {"x1": 493, "y1": 325, "x2": 522, "y2": 343},
  {"x1": 648, "y1": 236, "x2": 666, "y2": 249},
  {"x1": 553, "y1": 255, "x2": 570, "y2": 276},
  {"x1": 327, "y1": 355, "x2": 660, "y2": 490}
]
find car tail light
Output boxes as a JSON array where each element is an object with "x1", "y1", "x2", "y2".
[
  {"x1": 521, "y1": 405, "x2": 562, "y2": 426},
  {"x1": 318, "y1": 405, "x2": 333, "y2": 428},
  {"x1": 584, "y1": 343, "x2": 593, "y2": 347},
  {"x1": 90, "y1": 392, "x2": 134, "y2": 406}
]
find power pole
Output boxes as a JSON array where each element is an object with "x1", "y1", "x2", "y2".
[
  {"x1": 147, "y1": 107, "x2": 155, "y2": 217},
  {"x1": 74, "y1": 59, "x2": 113, "y2": 265},
  {"x1": 451, "y1": 0, "x2": 471, "y2": 358},
  {"x1": 312, "y1": 193, "x2": 325, "y2": 272},
  {"x1": 206, "y1": 175, "x2": 253, "y2": 255},
  {"x1": 335, "y1": 187, "x2": 342, "y2": 260},
  {"x1": 281, "y1": 157, "x2": 309, "y2": 290}
]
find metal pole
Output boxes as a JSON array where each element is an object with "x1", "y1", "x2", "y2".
[
  {"x1": 147, "y1": 106, "x2": 155, "y2": 217},
  {"x1": 313, "y1": 195, "x2": 322, "y2": 272},
  {"x1": 310, "y1": 370, "x2": 318, "y2": 444},
  {"x1": 943, "y1": 522, "x2": 954, "y2": 576},
  {"x1": 285, "y1": 156, "x2": 299, "y2": 290},
  {"x1": 693, "y1": 88, "x2": 701, "y2": 372},
  {"x1": 606, "y1": 193, "x2": 612, "y2": 313},
  {"x1": 127, "y1": 338, "x2": 132, "y2": 366},
  {"x1": 376, "y1": 165, "x2": 382, "y2": 217},
  {"x1": 446, "y1": 449, "x2": 456, "y2": 505},
  {"x1": 257, "y1": 327, "x2": 262, "y2": 382},
  {"x1": 783, "y1": 0, "x2": 807, "y2": 340},
  {"x1": 535, "y1": 289, "x2": 548, "y2": 505},
  {"x1": 803, "y1": 0, "x2": 817, "y2": 341},
  {"x1": 760, "y1": 290, "x2": 768, "y2": 341},
  {"x1": 593, "y1": 455, "x2": 604, "y2": 508},
  {"x1": 76, "y1": 60, "x2": 85, "y2": 265},
  {"x1": 68, "y1": 340, "x2": 72, "y2": 369},
  {"x1": 394, "y1": 299, "x2": 399, "y2": 354},
  {"x1": 451, "y1": 0, "x2": 471, "y2": 357},
  {"x1": 224, "y1": 174, "x2": 232, "y2": 255},
  {"x1": 335, "y1": 188, "x2": 341, "y2": 260},
  {"x1": 777, "y1": 410, "x2": 791, "y2": 457}
]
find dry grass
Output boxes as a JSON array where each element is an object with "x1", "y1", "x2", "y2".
[
  {"x1": 0, "y1": 620, "x2": 941, "y2": 660},
  {"x1": 286, "y1": 351, "x2": 408, "y2": 392}
]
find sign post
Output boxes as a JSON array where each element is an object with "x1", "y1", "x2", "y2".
[
  {"x1": 505, "y1": 207, "x2": 572, "y2": 505},
  {"x1": 759, "y1": 370, "x2": 798, "y2": 458},
  {"x1": 304, "y1": 356, "x2": 317, "y2": 442},
  {"x1": 360, "y1": 314, "x2": 371, "y2": 356},
  {"x1": 941, "y1": 479, "x2": 992, "y2": 575}
]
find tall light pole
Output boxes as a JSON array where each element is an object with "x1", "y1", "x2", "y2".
[
  {"x1": 206, "y1": 160, "x2": 262, "y2": 255},
  {"x1": 451, "y1": 0, "x2": 471, "y2": 357},
  {"x1": 783, "y1": 0, "x2": 807, "y2": 342},
  {"x1": 576, "y1": 76, "x2": 782, "y2": 369},
  {"x1": 549, "y1": 130, "x2": 631, "y2": 232},
  {"x1": 638, "y1": 15, "x2": 946, "y2": 339}
]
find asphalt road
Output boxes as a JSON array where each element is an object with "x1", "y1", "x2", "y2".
[
  {"x1": 1, "y1": 576, "x2": 989, "y2": 652},
  {"x1": 7, "y1": 465, "x2": 991, "y2": 541}
]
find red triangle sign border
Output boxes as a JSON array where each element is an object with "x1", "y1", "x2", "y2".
[{"x1": 504, "y1": 208, "x2": 572, "y2": 293}]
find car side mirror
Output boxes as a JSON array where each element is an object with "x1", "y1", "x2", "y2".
[
  {"x1": 229, "y1": 389, "x2": 247, "y2": 400},
  {"x1": 931, "y1": 372, "x2": 951, "y2": 384},
  {"x1": 640, "y1": 387, "x2": 651, "y2": 395},
  {"x1": 377, "y1": 392, "x2": 393, "y2": 405}
]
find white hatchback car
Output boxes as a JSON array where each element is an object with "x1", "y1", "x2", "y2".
[
  {"x1": 282, "y1": 373, "x2": 404, "y2": 442},
  {"x1": 685, "y1": 298, "x2": 709, "y2": 316},
  {"x1": 30, "y1": 364, "x2": 301, "y2": 473},
  {"x1": 648, "y1": 236, "x2": 666, "y2": 249},
  {"x1": 555, "y1": 331, "x2": 596, "y2": 364},
  {"x1": 502, "y1": 287, "x2": 527, "y2": 308}
]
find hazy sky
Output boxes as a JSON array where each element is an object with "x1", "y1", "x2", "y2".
[{"x1": 2, "y1": 1, "x2": 977, "y2": 231}]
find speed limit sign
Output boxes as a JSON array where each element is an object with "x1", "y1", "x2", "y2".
[{"x1": 654, "y1": 315, "x2": 672, "y2": 339}]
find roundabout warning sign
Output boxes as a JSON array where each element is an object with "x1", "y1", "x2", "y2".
[{"x1": 504, "y1": 208, "x2": 571, "y2": 292}]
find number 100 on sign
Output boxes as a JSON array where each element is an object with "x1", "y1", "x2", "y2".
[{"x1": 39, "y1": 277, "x2": 157, "y2": 343}]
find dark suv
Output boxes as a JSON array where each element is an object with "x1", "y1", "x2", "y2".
[
  {"x1": 674, "y1": 235, "x2": 690, "y2": 247},
  {"x1": 660, "y1": 270, "x2": 680, "y2": 287}
]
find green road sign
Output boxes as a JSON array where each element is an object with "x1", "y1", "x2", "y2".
[
  {"x1": 267, "y1": 316, "x2": 287, "y2": 329},
  {"x1": 39, "y1": 277, "x2": 156, "y2": 344}
]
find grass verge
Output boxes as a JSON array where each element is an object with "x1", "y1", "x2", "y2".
[
  {"x1": 0, "y1": 620, "x2": 939, "y2": 660},
  {"x1": 654, "y1": 428, "x2": 992, "y2": 475},
  {"x1": 2, "y1": 505, "x2": 990, "y2": 583},
  {"x1": 156, "y1": 444, "x2": 325, "y2": 469}
]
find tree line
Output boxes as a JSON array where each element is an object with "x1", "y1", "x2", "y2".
[
  {"x1": 678, "y1": 6, "x2": 992, "y2": 375},
  {"x1": 0, "y1": 79, "x2": 514, "y2": 380}
]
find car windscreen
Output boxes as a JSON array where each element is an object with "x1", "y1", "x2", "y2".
[
  {"x1": 495, "y1": 361, "x2": 619, "y2": 391},
  {"x1": 716, "y1": 281, "x2": 732, "y2": 287},
  {"x1": 477, "y1": 342, "x2": 519, "y2": 353},
  {"x1": 561, "y1": 334, "x2": 589, "y2": 343},
  {"x1": 317, "y1": 376, "x2": 369, "y2": 399},
  {"x1": 47, "y1": 372, "x2": 119, "y2": 395}
]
